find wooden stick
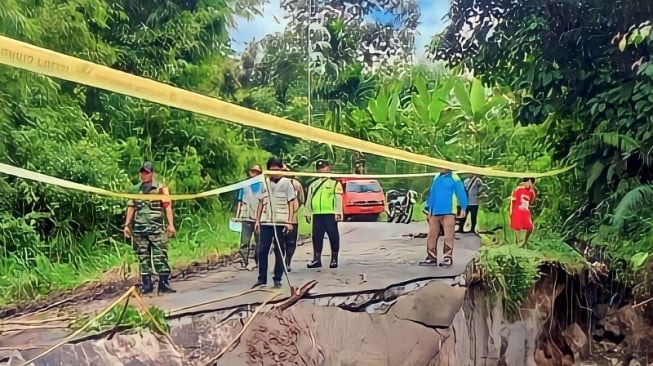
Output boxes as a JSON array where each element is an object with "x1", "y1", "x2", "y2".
[{"x1": 275, "y1": 280, "x2": 318, "y2": 311}]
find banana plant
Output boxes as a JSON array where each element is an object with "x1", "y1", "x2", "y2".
[
  {"x1": 367, "y1": 81, "x2": 403, "y2": 125},
  {"x1": 453, "y1": 77, "x2": 511, "y2": 123},
  {"x1": 411, "y1": 71, "x2": 457, "y2": 124}
]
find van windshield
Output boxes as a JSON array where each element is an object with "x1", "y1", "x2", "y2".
[{"x1": 345, "y1": 181, "x2": 382, "y2": 193}]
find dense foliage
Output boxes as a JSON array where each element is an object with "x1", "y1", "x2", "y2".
[
  {"x1": 0, "y1": 0, "x2": 649, "y2": 310},
  {"x1": 429, "y1": 0, "x2": 653, "y2": 289},
  {"x1": 0, "y1": 0, "x2": 267, "y2": 305}
]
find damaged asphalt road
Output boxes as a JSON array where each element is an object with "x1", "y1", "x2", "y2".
[{"x1": 2, "y1": 222, "x2": 488, "y2": 366}]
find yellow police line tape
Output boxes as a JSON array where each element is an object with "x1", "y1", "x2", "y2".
[
  {"x1": 263, "y1": 169, "x2": 569, "y2": 179},
  {"x1": 0, "y1": 35, "x2": 573, "y2": 179},
  {"x1": 0, "y1": 161, "x2": 565, "y2": 202},
  {"x1": 0, "y1": 162, "x2": 437, "y2": 202},
  {"x1": 0, "y1": 162, "x2": 264, "y2": 201}
]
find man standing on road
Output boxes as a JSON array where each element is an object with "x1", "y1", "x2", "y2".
[
  {"x1": 457, "y1": 174, "x2": 485, "y2": 234},
  {"x1": 420, "y1": 168, "x2": 468, "y2": 268},
  {"x1": 305, "y1": 159, "x2": 343, "y2": 269},
  {"x1": 123, "y1": 161, "x2": 177, "y2": 295},
  {"x1": 234, "y1": 164, "x2": 263, "y2": 267},
  {"x1": 252, "y1": 157, "x2": 297, "y2": 289},
  {"x1": 281, "y1": 164, "x2": 304, "y2": 272}
]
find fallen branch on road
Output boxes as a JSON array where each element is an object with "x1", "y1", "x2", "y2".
[{"x1": 275, "y1": 280, "x2": 318, "y2": 312}]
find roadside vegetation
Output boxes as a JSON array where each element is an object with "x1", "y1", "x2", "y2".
[{"x1": 0, "y1": 0, "x2": 651, "y2": 316}]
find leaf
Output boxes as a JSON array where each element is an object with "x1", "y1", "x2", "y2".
[
  {"x1": 482, "y1": 95, "x2": 508, "y2": 116},
  {"x1": 429, "y1": 98, "x2": 445, "y2": 123},
  {"x1": 413, "y1": 72, "x2": 431, "y2": 109},
  {"x1": 542, "y1": 73, "x2": 553, "y2": 86},
  {"x1": 413, "y1": 97, "x2": 430, "y2": 122},
  {"x1": 618, "y1": 37, "x2": 627, "y2": 51},
  {"x1": 470, "y1": 78, "x2": 486, "y2": 116},
  {"x1": 631, "y1": 252, "x2": 649, "y2": 270},
  {"x1": 367, "y1": 89, "x2": 388, "y2": 124},
  {"x1": 388, "y1": 93, "x2": 399, "y2": 123},
  {"x1": 613, "y1": 185, "x2": 653, "y2": 226},
  {"x1": 585, "y1": 161, "x2": 605, "y2": 192},
  {"x1": 454, "y1": 79, "x2": 473, "y2": 117}
]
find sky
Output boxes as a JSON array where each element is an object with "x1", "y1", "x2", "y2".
[{"x1": 229, "y1": 0, "x2": 450, "y2": 59}]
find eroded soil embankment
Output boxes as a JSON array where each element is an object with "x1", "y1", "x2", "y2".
[{"x1": 8, "y1": 265, "x2": 646, "y2": 366}]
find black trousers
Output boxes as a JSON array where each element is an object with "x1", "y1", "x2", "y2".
[
  {"x1": 467, "y1": 205, "x2": 479, "y2": 232},
  {"x1": 311, "y1": 214, "x2": 340, "y2": 258},
  {"x1": 258, "y1": 225, "x2": 286, "y2": 283},
  {"x1": 284, "y1": 223, "x2": 298, "y2": 266},
  {"x1": 457, "y1": 205, "x2": 480, "y2": 233}
]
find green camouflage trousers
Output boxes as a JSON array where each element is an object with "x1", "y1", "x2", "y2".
[{"x1": 133, "y1": 232, "x2": 171, "y2": 276}]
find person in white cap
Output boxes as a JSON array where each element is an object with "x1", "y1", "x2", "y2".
[{"x1": 234, "y1": 164, "x2": 263, "y2": 267}]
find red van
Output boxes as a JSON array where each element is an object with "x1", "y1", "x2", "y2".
[{"x1": 339, "y1": 178, "x2": 385, "y2": 221}]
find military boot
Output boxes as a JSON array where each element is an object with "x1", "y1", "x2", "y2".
[
  {"x1": 141, "y1": 275, "x2": 154, "y2": 295},
  {"x1": 307, "y1": 252, "x2": 322, "y2": 269},
  {"x1": 157, "y1": 275, "x2": 177, "y2": 295}
]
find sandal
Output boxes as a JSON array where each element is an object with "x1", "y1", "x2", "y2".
[{"x1": 439, "y1": 245, "x2": 453, "y2": 267}]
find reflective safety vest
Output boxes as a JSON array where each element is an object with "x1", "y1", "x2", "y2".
[{"x1": 307, "y1": 178, "x2": 342, "y2": 215}]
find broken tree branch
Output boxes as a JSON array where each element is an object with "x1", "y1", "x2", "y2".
[{"x1": 275, "y1": 280, "x2": 318, "y2": 311}]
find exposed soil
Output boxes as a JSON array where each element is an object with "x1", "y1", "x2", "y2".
[{"x1": 4, "y1": 264, "x2": 651, "y2": 366}]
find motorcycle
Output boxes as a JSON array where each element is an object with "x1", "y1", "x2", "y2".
[{"x1": 386, "y1": 189, "x2": 418, "y2": 224}]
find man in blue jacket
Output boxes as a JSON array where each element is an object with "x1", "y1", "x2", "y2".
[{"x1": 420, "y1": 168, "x2": 468, "y2": 267}]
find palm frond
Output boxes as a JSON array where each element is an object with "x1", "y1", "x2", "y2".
[{"x1": 612, "y1": 184, "x2": 653, "y2": 228}]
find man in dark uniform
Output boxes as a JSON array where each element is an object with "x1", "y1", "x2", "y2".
[
  {"x1": 304, "y1": 159, "x2": 343, "y2": 269},
  {"x1": 123, "y1": 161, "x2": 177, "y2": 295}
]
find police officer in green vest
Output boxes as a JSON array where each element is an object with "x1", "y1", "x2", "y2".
[
  {"x1": 123, "y1": 162, "x2": 177, "y2": 295},
  {"x1": 305, "y1": 159, "x2": 343, "y2": 269}
]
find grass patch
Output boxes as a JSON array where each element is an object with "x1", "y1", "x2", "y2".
[
  {"x1": 0, "y1": 210, "x2": 240, "y2": 309},
  {"x1": 478, "y1": 232, "x2": 588, "y2": 316}
]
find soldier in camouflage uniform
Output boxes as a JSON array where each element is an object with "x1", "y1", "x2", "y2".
[{"x1": 123, "y1": 162, "x2": 177, "y2": 295}]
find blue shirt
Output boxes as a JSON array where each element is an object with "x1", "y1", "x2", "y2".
[
  {"x1": 236, "y1": 182, "x2": 262, "y2": 201},
  {"x1": 425, "y1": 172, "x2": 468, "y2": 215}
]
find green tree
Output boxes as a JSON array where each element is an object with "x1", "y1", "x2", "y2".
[
  {"x1": 430, "y1": 0, "x2": 653, "y2": 276},
  {"x1": 0, "y1": 0, "x2": 268, "y2": 304}
]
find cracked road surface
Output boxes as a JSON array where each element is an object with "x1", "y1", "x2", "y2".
[
  {"x1": 150, "y1": 221, "x2": 480, "y2": 315},
  {"x1": 0, "y1": 221, "x2": 481, "y2": 366}
]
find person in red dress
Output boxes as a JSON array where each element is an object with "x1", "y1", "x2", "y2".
[{"x1": 510, "y1": 177, "x2": 536, "y2": 246}]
